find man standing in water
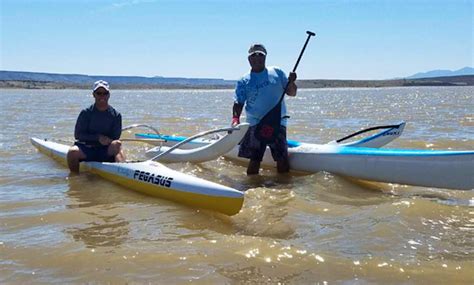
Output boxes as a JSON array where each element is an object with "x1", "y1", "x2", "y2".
[
  {"x1": 67, "y1": 80, "x2": 125, "y2": 173},
  {"x1": 231, "y1": 43, "x2": 297, "y2": 175}
]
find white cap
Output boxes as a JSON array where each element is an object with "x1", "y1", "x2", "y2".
[
  {"x1": 93, "y1": 80, "x2": 110, "y2": 92},
  {"x1": 248, "y1": 43, "x2": 267, "y2": 56}
]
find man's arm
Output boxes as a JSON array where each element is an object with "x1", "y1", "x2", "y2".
[
  {"x1": 99, "y1": 112, "x2": 122, "y2": 145},
  {"x1": 110, "y1": 113, "x2": 122, "y2": 140},
  {"x1": 232, "y1": 102, "x2": 244, "y2": 126},
  {"x1": 74, "y1": 111, "x2": 99, "y2": 143},
  {"x1": 285, "y1": 72, "x2": 297, "y2": 97},
  {"x1": 232, "y1": 79, "x2": 246, "y2": 126}
]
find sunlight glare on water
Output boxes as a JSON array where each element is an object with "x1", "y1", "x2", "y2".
[{"x1": 0, "y1": 86, "x2": 473, "y2": 283}]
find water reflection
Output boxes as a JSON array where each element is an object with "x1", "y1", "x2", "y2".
[
  {"x1": 66, "y1": 216, "x2": 129, "y2": 248},
  {"x1": 65, "y1": 175, "x2": 130, "y2": 248},
  {"x1": 1, "y1": 87, "x2": 472, "y2": 283},
  {"x1": 232, "y1": 187, "x2": 296, "y2": 239}
]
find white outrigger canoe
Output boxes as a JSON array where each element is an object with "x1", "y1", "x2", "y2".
[
  {"x1": 138, "y1": 122, "x2": 474, "y2": 190},
  {"x1": 30, "y1": 124, "x2": 250, "y2": 216}
]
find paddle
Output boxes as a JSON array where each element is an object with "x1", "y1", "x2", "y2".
[{"x1": 255, "y1": 30, "x2": 316, "y2": 144}]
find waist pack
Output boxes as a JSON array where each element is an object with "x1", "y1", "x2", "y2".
[
  {"x1": 254, "y1": 102, "x2": 284, "y2": 144},
  {"x1": 254, "y1": 76, "x2": 292, "y2": 144}
]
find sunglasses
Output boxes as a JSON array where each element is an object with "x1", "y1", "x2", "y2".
[
  {"x1": 95, "y1": 91, "x2": 109, "y2": 96},
  {"x1": 250, "y1": 53, "x2": 265, "y2": 58}
]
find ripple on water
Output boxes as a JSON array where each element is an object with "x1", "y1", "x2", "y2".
[{"x1": 0, "y1": 87, "x2": 473, "y2": 283}]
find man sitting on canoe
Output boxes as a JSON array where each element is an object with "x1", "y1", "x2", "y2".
[
  {"x1": 231, "y1": 43, "x2": 297, "y2": 175},
  {"x1": 67, "y1": 80, "x2": 125, "y2": 172}
]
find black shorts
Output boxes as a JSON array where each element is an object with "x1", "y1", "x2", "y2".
[
  {"x1": 238, "y1": 125, "x2": 288, "y2": 162},
  {"x1": 75, "y1": 142, "x2": 115, "y2": 162}
]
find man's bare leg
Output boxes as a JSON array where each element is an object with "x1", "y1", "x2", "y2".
[
  {"x1": 277, "y1": 158, "x2": 290, "y2": 173},
  {"x1": 67, "y1": 146, "x2": 86, "y2": 173},
  {"x1": 247, "y1": 160, "x2": 261, "y2": 175},
  {"x1": 115, "y1": 150, "x2": 126, "y2": 162},
  {"x1": 108, "y1": 140, "x2": 125, "y2": 162}
]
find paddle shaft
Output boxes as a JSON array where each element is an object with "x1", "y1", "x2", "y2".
[
  {"x1": 292, "y1": 31, "x2": 316, "y2": 73},
  {"x1": 277, "y1": 30, "x2": 316, "y2": 105}
]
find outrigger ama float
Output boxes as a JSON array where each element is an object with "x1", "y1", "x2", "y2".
[
  {"x1": 138, "y1": 122, "x2": 474, "y2": 190},
  {"x1": 31, "y1": 123, "x2": 250, "y2": 216}
]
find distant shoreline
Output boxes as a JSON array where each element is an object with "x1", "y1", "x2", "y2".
[
  {"x1": 1, "y1": 75, "x2": 473, "y2": 90},
  {"x1": 0, "y1": 80, "x2": 234, "y2": 90}
]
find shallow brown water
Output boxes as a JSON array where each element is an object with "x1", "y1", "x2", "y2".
[{"x1": 0, "y1": 87, "x2": 473, "y2": 283}]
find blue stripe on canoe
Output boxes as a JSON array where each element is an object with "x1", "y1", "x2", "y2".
[
  {"x1": 287, "y1": 139, "x2": 301, "y2": 148},
  {"x1": 136, "y1": 133, "x2": 303, "y2": 148},
  {"x1": 337, "y1": 147, "x2": 474, "y2": 156},
  {"x1": 136, "y1": 133, "x2": 474, "y2": 156},
  {"x1": 136, "y1": 133, "x2": 191, "y2": 142}
]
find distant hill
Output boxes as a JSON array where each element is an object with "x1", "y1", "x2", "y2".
[
  {"x1": 406, "y1": 67, "x2": 474, "y2": 79},
  {"x1": 1, "y1": 70, "x2": 473, "y2": 89},
  {"x1": 0, "y1": 70, "x2": 235, "y2": 89},
  {"x1": 297, "y1": 75, "x2": 474, "y2": 88}
]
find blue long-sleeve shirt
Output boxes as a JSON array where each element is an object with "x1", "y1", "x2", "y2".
[
  {"x1": 234, "y1": 66, "x2": 289, "y2": 127},
  {"x1": 74, "y1": 104, "x2": 122, "y2": 146}
]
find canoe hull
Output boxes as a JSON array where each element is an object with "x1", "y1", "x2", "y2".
[
  {"x1": 223, "y1": 144, "x2": 474, "y2": 190},
  {"x1": 138, "y1": 122, "x2": 474, "y2": 190},
  {"x1": 292, "y1": 146, "x2": 474, "y2": 190},
  {"x1": 31, "y1": 138, "x2": 244, "y2": 215}
]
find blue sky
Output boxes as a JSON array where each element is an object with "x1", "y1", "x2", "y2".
[{"x1": 1, "y1": 0, "x2": 472, "y2": 79}]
